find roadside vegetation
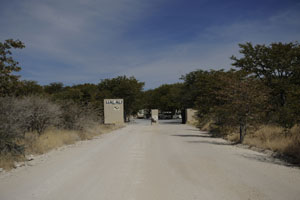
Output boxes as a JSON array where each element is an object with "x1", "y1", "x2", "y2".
[
  {"x1": 1, "y1": 38, "x2": 300, "y2": 169},
  {"x1": 141, "y1": 41, "x2": 300, "y2": 164},
  {"x1": 180, "y1": 42, "x2": 300, "y2": 164},
  {"x1": 0, "y1": 39, "x2": 142, "y2": 170}
]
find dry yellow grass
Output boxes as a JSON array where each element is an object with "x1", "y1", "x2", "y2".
[
  {"x1": 244, "y1": 125, "x2": 285, "y2": 150},
  {"x1": 243, "y1": 125, "x2": 300, "y2": 162},
  {"x1": 27, "y1": 124, "x2": 124, "y2": 154},
  {"x1": 226, "y1": 132, "x2": 239, "y2": 142},
  {"x1": 200, "y1": 120, "x2": 214, "y2": 131},
  {"x1": 0, "y1": 155, "x2": 15, "y2": 170},
  {"x1": 283, "y1": 125, "x2": 300, "y2": 161},
  {"x1": 0, "y1": 124, "x2": 123, "y2": 170},
  {"x1": 26, "y1": 129, "x2": 81, "y2": 154},
  {"x1": 0, "y1": 154, "x2": 25, "y2": 170}
]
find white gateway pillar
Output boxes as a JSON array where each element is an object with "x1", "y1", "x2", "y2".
[{"x1": 104, "y1": 99, "x2": 124, "y2": 124}]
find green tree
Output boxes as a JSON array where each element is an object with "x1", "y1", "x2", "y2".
[
  {"x1": 16, "y1": 80, "x2": 44, "y2": 96},
  {"x1": 53, "y1": 87, "x2": 83, "y2": 103},
  {"x1": 181, "y1": 69, "x2": 232, "y2": 122},
  {"x1": 44, "y1": 82, "x2": 64, "y2": 95},
  {"x1": 0, "y1": 39, "x2": 25, "y2": 96},
  {"x1": 72, "y1": 83, "x2": 98, "y2": 105},
  {"x1": 143, "y1": 83, "x2": 183, "y2": 113},
  {"x1": 214, "y1": 72, "x2": 270, "y2": 143},
  {"x1": 231, "y1": 42, "x2": 300, "y2": 126},
  {"x1": 97, "y1": 76, "x2": 144, "y2": 120}
]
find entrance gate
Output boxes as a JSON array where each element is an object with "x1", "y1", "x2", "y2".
[{"x1": 104, "y1": 99, "x2": 124, "y2": 124}]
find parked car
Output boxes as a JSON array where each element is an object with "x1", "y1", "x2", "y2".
[
  {"x1": 173, "y1": 114, "x2": 182, "y2": 119},
  {"x1": 159, "y1": 111, "x2": 173, "y2": 119}
]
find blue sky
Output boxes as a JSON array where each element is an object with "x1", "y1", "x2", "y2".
[{"x1": 1, "y1": 0, "x2": 300, "y2": 89}]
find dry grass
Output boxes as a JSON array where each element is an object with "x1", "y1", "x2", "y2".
[
  {"x1": 26, "y1": 124, "x2": 124, "y2": 154},
  {"x1": 0, "y1": 155, "x2": 15, "y2": 170},
  {"x1": 243, "y1": 125, "x2": 300, "y2": 163},
  {"x1": 0, "y1": 154, "x2": 25, "y2": 170},
  {"x1": 226, "y1": 132, "x2": 240, "y2": 142},
  {"x1": 283, "y1": 125, "x2": 300, "y2": 161},
  {"x1": 199, "y1": 119, "x2": 214, "y2": 131},
  {"x1": 25, "y1": 129, "x2": 81, "y2": 154},
  {"x1": 223, "y1": 124, "x2": 300, "y2": 163},
  {"x1": 0, "y1": 124, "x2": 123, "y2": 170},
  {"x1": 244, "y1": 125, "x2": 285, "y2": 151}
]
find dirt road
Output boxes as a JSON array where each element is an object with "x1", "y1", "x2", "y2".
[{"x1": 1, "y1": 119, "x2": 300, "y2": 200}]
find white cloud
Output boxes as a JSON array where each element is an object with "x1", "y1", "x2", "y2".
[
  {"x1": 120, "y1": 5, "x2": 300, "y2": 88},
  {"x1": 1, "y1": 0, "x2": 299, "y2": 88}
]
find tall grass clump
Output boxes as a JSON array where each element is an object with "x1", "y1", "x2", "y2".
[
  {"x1": 244, "y1": 125, "x2": 285, "y2": 151},
  {"x1": 25, "y1": 129, "x2": 80, "y2": 154},
  {"x1": 283, "y1": 125, "x2": 300, "y2": 162},
  {"x1": 242, "y1": 125, "x2": 300, "y2": 163}
]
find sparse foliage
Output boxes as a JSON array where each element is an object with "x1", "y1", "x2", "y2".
[
  {"x1": 214, "y1": 73, "x2": 270, "y2": 142},
  {"x1": 0, "y1": 97, "x2": 26, "y2": 154},
  {"x1": 20, "y1": 96, "x2": 62, "y2": 134},
  {"x1": 0, "y1": 39, "x2": 25, "y2": 96}
]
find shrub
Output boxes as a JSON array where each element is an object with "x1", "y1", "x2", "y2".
[
  {"x1": 19, "y1": 96, "x2": 62, "y2": 134},
  {"x1": 0, "y1": 97, "x2": 26, "y2": 154},
  {"x1": 284, "y1": 125, "x2": 300, "y2": 162},
  {"x1": 0, "y1": 96, "x2": 61, "y2": 154},
  {"x1": 59, "y1": 101, "x2": 101, "y2": 131}
]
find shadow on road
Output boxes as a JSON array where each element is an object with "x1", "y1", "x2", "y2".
[
  {"x1": 186, "y1": 140, "x2": 234, "y2": 145},
  {"x1": 184, "y1": 128, "x2": 203, "y2": 131},
  {"x1": 159, "y1": 119, "x2": 182, "y2": 125},
  {"x1": 240, "y1": 153, "x2": 297, "y2": 167},
  {"x1": 171, "y1": 134, "x2": 212, "y2": 138}
]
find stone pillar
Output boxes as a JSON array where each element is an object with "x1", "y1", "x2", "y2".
[
  {"x1": 185, "y1": 108, "x2": 197, "y2": 125},
  {"x1": 151, "y1": 109, "x2": 159, "y2": 125},
  {"x1": 104, "y1": 99, "x2": 124, "y2": 124}
]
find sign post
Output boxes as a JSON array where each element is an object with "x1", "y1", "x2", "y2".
[{"x1": 104, "y1": 99, "x2": 124, "y2": 124}]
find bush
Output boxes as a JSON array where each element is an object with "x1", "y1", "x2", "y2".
[
  {"x1": 0, "y1": 97, "x2": 26, "y2": 154},
  {"x1": 284, "y1": 125, "x2": 300, "y2": 162},
  {"x1": 19, "y1": 96, "x2": 62, "y2": 134},
  {"x1": 0, "y1": 96, "x2": 61, "y2": 154},
  {"x1": 59, "y1": 101, "x2": 101, "y2": 131}
]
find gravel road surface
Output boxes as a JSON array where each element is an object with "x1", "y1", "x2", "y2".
[{"x1": 1, "y1": 119, "x2": 300, "y2": 200}]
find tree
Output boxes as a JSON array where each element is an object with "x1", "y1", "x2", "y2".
[
  {"x1": 143, "y1": 83, "x2": 183, "y2": 113},
  {"x1": 44, "y1": 82, "x2": 64, "y2": 95},
  {"x1": 231, "y1": 42, "x2": 300, "y2": 85},
  {"x1": 16, "y1": 80, "x2": 44, "y2": 96},
  {"x1": 214, "y1": 72, "x2": 270, "y2": 143},
  {"x1": 180, "y1": 70, "x2": 206, "y2": 109},
  {"x1": 231, "y1": 42, "x2": 300, "y2": 126},
  {"x1": 0, "y1": 39, "x2": 25, "y2": 96},
  {"x1": 97, "y1": 76, "x2": 144, "y2": 120}
]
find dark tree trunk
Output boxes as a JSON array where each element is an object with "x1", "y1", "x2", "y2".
[
  {"x1": 239, "y1": 123, "x2": 246, "y2": 143},
  {"x1": 181, "y1": 109, "x2": 186, "y2": 124},
  {"x1": 239, "y1": 124, "x2": 243, "y2": 143}
]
